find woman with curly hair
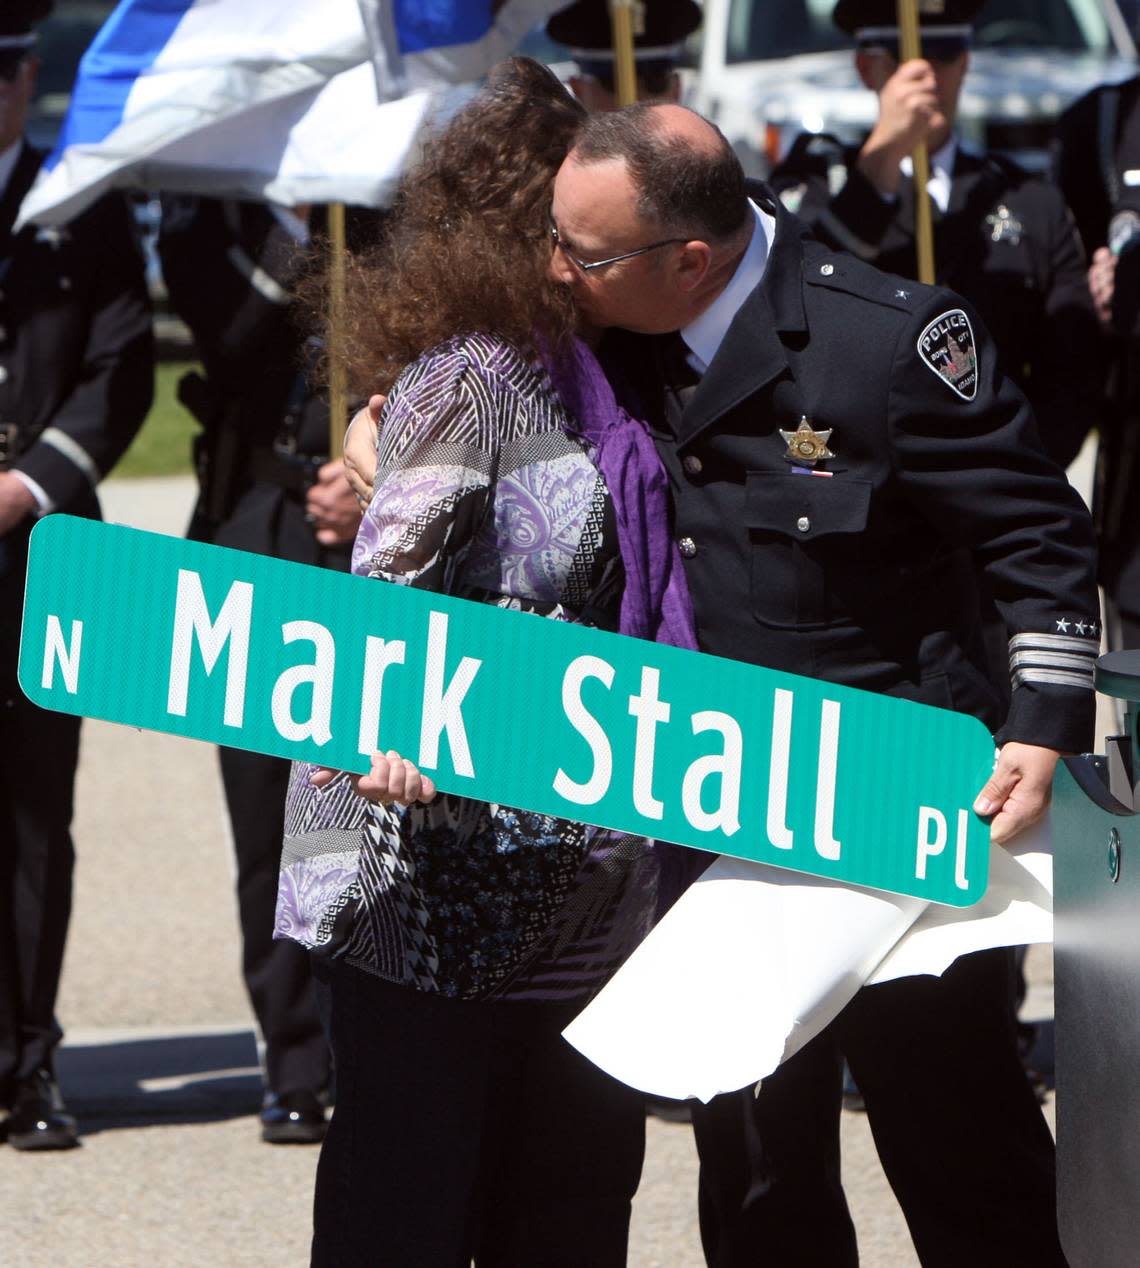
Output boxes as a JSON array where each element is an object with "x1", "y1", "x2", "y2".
[{"x1": 275, "y1": 57, "x2": 697, "y2": 1266}]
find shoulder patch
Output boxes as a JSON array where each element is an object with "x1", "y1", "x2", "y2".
[{"x1": 916, "y1": 309, "x2": 977, "y2": 401}]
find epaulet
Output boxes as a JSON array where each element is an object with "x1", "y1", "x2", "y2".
[{"x1": 802, "y1": 250, "x2": 925, "y2": 314}]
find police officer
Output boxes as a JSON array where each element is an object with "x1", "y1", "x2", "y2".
[
  {"x1": 546, "y1": 0, "x2": 700, "y2": 111},
  {"x1": 549, "y1": 103, "x2": 1090, "y2": 1266},
  {"x1": 158, "y1": 198, "x2": 374, "y2": 1142},
  {"x1": 0, "y1": 0, "x2": 154, "y2": 1150},
  {"x1": 1055, "y1": 76, "x2": 1140, "y2": 653},
  {"x1": 770, "y1": 0, "x2": 1102, "y2": 470}
]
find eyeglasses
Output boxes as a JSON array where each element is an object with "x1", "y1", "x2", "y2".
[{"x1": 548, "y1": 212, "x2": 687, "y2": 273}]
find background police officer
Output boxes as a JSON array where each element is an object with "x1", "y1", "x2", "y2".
[
  {"x1": 546, "y1": 0, "x2": 700, "y2": 111},
  {"x1": 770, "y1": 0, "x2": 1102, "y2": 471},
  {"x1": 1055, "y1": 75, "x2": 1140, "y2": 655},
  {"x1": 158, "y1": 197, "x2": 374, "y2": 1143},
  {"x1": 0, "y1": 0, "x2": 154, "y2": 1150}
]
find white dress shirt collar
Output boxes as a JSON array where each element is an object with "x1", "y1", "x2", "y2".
[
  {"x1": 680, "y1": 199, "x2": 775, "y2": 374},
  {"x1": 899, "y1": 135, "x2": 958, "y2": 214}
]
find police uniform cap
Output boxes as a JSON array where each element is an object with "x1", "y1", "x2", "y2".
[
  {"x1": 0, "y1": 0, "x2": 52, "y2": 44},
  {"x1": 833, "y1": 0, "x2": 983, "y2": 36},
  {"x1": 546, "y1": 0, "x2": 701, "y2": 59}
]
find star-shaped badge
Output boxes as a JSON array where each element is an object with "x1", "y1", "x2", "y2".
[
  {"x1": 985, "y1": 205, "x2": 1023, "y2": 245},
  {"x1": 780, "y1": 417, "x2": 834, "y2": 465}
]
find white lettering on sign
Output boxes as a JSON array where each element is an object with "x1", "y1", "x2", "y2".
[
  {"x1": 814, "y1": 699, "x2": 843, "y2": 861},
  {"x1": 554, "y1": 654, "x2": 615, "y2": 805},
  {"x1": 767, "y1": 689, "x2": 796, "y2": 849},
  {"x1": 766, "y1": 689, "x2": 844, "y2": 859},
  {"x1": 41, "y1": 615, "x2": 83, "y2": 694},
  {"x1": 167, "y1": 570, "x2": 252, "y2": 728},
  {"x1": 954, "y1": 809, "x2": 970, "y2": 891},
  {"x1": 682, "y1": 711, "x2": 743, "y2": 836},
  {"x1": 916, "y1": 806, "x2": 971, "y2": 887},
  {"x1": 271, "y1": 620, "x2": 335, "y2": 746},
  {"x1": 357, "y1": 636, "x2": 407, "y2": 756},
  {"x1": 418, "y1": 610, "x2": 481, "y2": 778},
  {"x1": 629, "y1": 666, "x2": 670, "y2": 820},
  {"x1": 916, "y1": 806, "x2": 946, "y2": 879}
]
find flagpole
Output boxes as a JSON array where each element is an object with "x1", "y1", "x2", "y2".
[
  {"x1": 327, "y1": 201, "x2": 347, "y2": 460},
  {"x1": 896, "y1": 0, "x2": 935, "y2": 285},
  {"x1": 609, "y1": 0, "x2": 638, "y2": 107}
]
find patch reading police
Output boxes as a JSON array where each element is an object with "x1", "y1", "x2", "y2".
[{"x1": 916, "y1": 309, "x2": 977, "y2": 401}]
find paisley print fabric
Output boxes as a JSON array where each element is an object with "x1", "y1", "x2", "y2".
[{"x1": 275, "y1": 333, "x2": 667, "y2": 1002}]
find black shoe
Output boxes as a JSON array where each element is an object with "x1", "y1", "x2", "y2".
[
  {"x1": 259, "y1": 1090, "x2": 327, "y2": 1144},
  {"x1": 6, "y1": 1070, "x2": 79, "y2": 1151}
]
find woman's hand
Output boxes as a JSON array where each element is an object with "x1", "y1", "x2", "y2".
[
  {"x1": 310, "y1": 750, "x2": 438, "y2": 806},
  {"x1": 342, "y1": 395, "x2": 385, "y2": 508}
]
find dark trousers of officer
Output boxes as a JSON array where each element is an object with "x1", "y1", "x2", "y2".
[
  {"x1": 691, "y1": 947, "x2": 1066, "y2": 1268},
  {"x1": 0, "y1": 568, "x2": 80, "y2": 1103},
  {"x1": 218, "y1": 745, "x2": 330, "y2": 1098},
  {"x1": 310, "y1": 961, "x2": 646, "y2": 1268},
  {"x1": 207, "y1": 482, "x2": 344, "y2": 1098}
]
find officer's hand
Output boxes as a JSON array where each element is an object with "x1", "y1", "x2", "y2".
[
  {"x1": 305, "y1": 460, "x2": 362, "y2": 546},
  {"x1": 310, "y1": 751, "x2": 437, "y2": 806},
  {"x1": 1088, "y1": 246, "x2": 1116, "y2": 326},
  {"x1": 859, "y1": 60, "x2": 939, "y2": 195},
  {"x1": 342, "y1": 395, "x2": 384, "y2": 509},
  {"x1": 972, "y1": 742, "x2": 1060, "y2": 846},
  {"x1": 0, "y1": 471, "x2": 37, "y2": 537}
]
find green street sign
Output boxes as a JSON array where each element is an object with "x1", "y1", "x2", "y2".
[{"x1": 19, "y1": 516, "x2": 995, "y2": 905}]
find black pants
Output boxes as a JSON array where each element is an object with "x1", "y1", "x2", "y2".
[
  {"x1": 311, "y1": 961, "x2": 646, "y2": 1268},
  {"x1": 0, "y1": 675, "x2": 79, "y2": 1104},
  {"x1": 218, "y1": 746, "x2": 330, "y2": 1096},
  {"x1": 691, "y1": 948, "x2": 1066, "y2": 1268}
]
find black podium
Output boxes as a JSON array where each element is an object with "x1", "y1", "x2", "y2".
[{"x1": 1053, "y1": 650, "x2": 1140, "y2": 1266}]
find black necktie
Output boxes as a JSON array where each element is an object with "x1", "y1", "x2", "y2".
[{"x1": 655, "y1": 331, "x2": 701, "y2": 437}]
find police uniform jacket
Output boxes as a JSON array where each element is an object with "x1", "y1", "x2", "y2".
[
  {"x1": 1055, "y1": 76, "x2": 1140, "y2": 609},
  {"x1": 158, "y1": 198, "x2": 379, "y2": 566},
  {"x1": 771, "y1": 133, "x2": 1103, "y2": 468},
  {"x1": 1, "y1": 143, "x2": 153, "y2": 588},
  {"x1": 158, "y1": 197, "x2": 329, "y2": 562},
  {"x1": 603, "y1": 187, "x2": 1099, "y2": 755}
]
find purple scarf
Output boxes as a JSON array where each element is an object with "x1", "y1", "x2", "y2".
[{"x1": 543, "y1": 337, "x2": 699, "y2": 652}]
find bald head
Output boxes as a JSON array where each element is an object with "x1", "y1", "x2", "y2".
[
  {"x1": 569, "y1": 101, "x2": 750, "y2": 243},
  {"x1": 647, "y1": 102, "x2": 723, "y2": 151}
]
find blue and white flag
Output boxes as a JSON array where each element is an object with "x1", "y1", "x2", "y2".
[{"x1": 19, "y1": 0, "x2": 565, "y2": 227}]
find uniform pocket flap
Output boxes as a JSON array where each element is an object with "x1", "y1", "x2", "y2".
[{"x1": 745, "y1": 471, "x2": 871, "y2": 540}]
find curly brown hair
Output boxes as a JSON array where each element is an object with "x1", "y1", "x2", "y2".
[{"x1": 326, "y1": 57, "x2": 586, "y2": 395}]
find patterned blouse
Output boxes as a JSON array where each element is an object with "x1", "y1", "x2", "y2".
[{"x1": 275, "y1": 333, "x2": 668, "y2": 1002}]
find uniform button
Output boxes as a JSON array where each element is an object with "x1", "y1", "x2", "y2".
[
  {"x1": 678, "y1": 536, "x2": 697, "y2": 558},
  {"x1": 820, "y1": 263, "x2": 834, "y2": 276},
  {"x1": 796, "y1": 516, "x2": 811, "y2": 533},
  {"x1": 59, "y1": 276, "x2": 72, "y2": 290},
  {"x1": 682, "y1": 454, "x2": 702, "y2": 476},
  {"x1": 0, "y1": 366, "x2": 10, "y2": 384}
]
